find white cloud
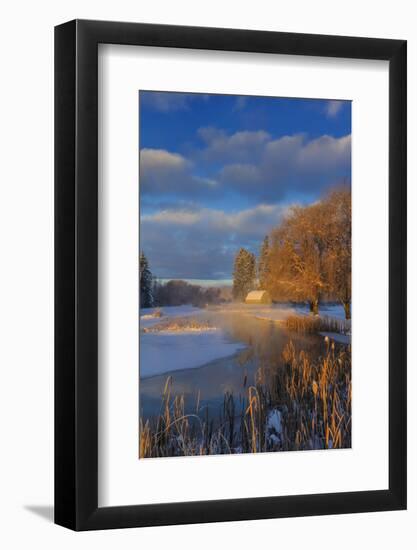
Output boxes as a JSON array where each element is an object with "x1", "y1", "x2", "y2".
[
  {"x1": 325, "y1": 100, "x2": 344, "y2": 118},
  {"x1": 197, "y1": 127, "x2": 270, "y2": 162},
  {"x1": 141, "y1": 203, "x2": 292, "y2": 279},
  {"x1": 140, "y1": 148, "x2": 188, "y2": 171},
  {"x1": 142, "y1": 210, "x2": 201, "y2": 226},
  {"x1": 140, "y1": 148, "x2": 219, "y2": 197},
  {"x1": 220, "y1": 204, "x2": 290, "y2": 236},
  {"x1": 143, "y1": 203, "x2": 289, "y2": 237},
  {"x1": 298, "y1": 134, "x2": 351, "y2": 170}
]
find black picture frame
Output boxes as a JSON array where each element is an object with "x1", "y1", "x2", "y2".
[{"x1": 55, "y1": 19, "x2": 407, "y2": 531}]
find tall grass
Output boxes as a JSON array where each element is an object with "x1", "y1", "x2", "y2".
[
  {"x1": 139, "y1": 337, "x2": 351, "y2": 457},
  {"x1": 285, "y1": 314, "x2": 350, "y2": 335}
]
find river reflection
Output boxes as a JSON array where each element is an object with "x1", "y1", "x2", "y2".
[{"x1": 139, "y1": 309, "x2": 324, "y2": 422}]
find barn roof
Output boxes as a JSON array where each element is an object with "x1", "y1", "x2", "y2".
[{"x1": 246, "y1": 290, "x2": 269, "y2": 300}]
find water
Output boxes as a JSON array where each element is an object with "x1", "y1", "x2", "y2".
[{"x1": 139, "y1": 309, "x2": 323, "y2": 423}]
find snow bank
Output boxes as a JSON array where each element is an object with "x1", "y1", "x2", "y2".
[
  {"x1": 238, "y1": 303, "x2": 350, "y2": 327},
  {"x1": 140, "y1": 305, "x2": 203, "y2": 329},
  {"x1": 297, "y1": 303, "x2": 348, "y2": 322}
]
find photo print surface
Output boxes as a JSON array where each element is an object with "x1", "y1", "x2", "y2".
[{"x1": 139, "y1": 91, "x2": 351, "y2": 458}]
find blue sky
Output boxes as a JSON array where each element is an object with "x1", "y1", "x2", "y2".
[{"x1": 140, "y1": 91, "x2": 351, "y2": 284}]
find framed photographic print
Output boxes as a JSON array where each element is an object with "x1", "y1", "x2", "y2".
[{"x1": 55, "y1": 20, "x2": 407, "y2": 530}]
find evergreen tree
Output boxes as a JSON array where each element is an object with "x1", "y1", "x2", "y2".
[
  {"x1": 233, "y1": 249, "x2": 245, "y2": 301},
  {"x1": 152, "y1": 276, "x2": 160, "y2": 307},
  {"x1": 247, "y1": 252, "x2": 256, "y2": 292},
  {"x1": 258, "y1": 235, "x2": 270, "y2": 289},
  {"x1": 233, "y1": 248, "x2": 256, "y2": 301},
  {"x1": 140, "y1": 251, "x2": 154, "y2": 308}
]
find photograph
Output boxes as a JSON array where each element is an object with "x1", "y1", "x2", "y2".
[{"x1": 138, "y1": 91, "x2": 352, "y2": 458}]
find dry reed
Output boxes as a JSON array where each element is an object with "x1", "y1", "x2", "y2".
[
  {"x1": 139, "y1": 337, "x2": 351, "y2": 457},
  {"x1": 285, "y1": 314, "x2": 349, "y2": 335},
  {"x1": 142, "y1": 317, "x2": 216, "y2": 333}
]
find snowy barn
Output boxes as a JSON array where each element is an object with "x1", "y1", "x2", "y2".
[{"x1": 245, "y1": 290, "x2": 272, "y2": 304}]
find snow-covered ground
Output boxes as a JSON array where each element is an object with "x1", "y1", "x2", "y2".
[
  {"x1": 241, "y1": 303, "x2": 348, "y2": 323},
  {"x1": 238, "y1": 303, "x2": 351, "y2": 340},
  {"x1": 207, "y1": 302, "x2": 349, "y2": 326},
  {"x1": 299, "y1": 303, "x2": 348, "y2": 321}
]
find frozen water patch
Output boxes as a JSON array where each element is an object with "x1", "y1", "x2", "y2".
[{"x1": 140, "y1": 330, "x2": 246, "y2": 378}]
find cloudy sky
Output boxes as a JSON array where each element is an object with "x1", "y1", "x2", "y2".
[{"x1": 139, "y1": 91, "x2": 351, "y2": 285}]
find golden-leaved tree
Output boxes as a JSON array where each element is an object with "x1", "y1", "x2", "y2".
[{"x1": 265, "y1": 187, "x2": 351, "y2": 318}]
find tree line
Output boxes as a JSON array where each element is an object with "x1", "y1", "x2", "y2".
[
  {"x1": 232, "y1": 187, "x2": 351, "y2": 319},
  {"x1": 140, "y1": 252, "x2": 223, "y2": 308}
]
